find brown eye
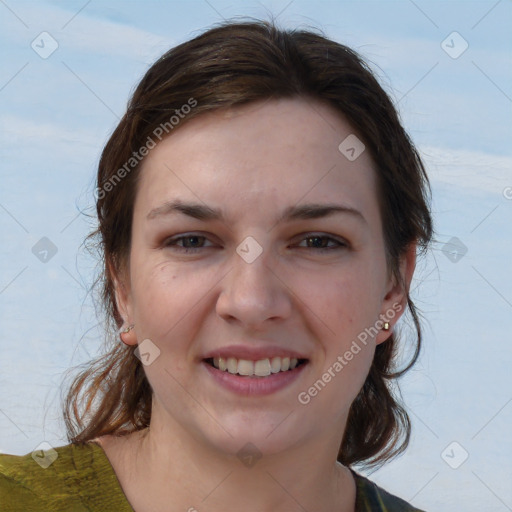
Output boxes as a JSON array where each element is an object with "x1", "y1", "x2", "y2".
[{"x1": 297, "y1": 234, "x2": 348, "y2": 251}]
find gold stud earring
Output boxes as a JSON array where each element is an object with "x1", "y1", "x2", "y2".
[{"x1": 383, "y1": 322, "x2": 390, "y2": 331}]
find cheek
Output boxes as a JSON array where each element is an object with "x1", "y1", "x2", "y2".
[
  {"x1": 300, "y1": 270, "x2": 379, "y2": 336},
  {"x1": 130, "y1": 261, "x2": 211, "y2": 344},
  {"x1": 296, "y1": 269, "x2": 380, "y2": 390}
]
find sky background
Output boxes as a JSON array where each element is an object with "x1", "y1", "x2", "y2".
[{"x1": 1, "y1": 1, "x2": 511, "y2": 511}]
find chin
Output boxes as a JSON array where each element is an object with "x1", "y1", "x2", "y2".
[{"x1": 198, "y1": 413, "x2": 307, "y2": 460}]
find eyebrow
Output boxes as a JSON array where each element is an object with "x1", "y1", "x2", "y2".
[{"x1": 146, "y1": 199, "x2": 366, "y2": 224}]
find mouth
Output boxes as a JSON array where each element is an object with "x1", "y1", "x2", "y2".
[{"x1": 203, "y1": 356, "x2": 309, "y2": 378}]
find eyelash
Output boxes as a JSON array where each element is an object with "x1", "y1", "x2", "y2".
[{"x1": 163, "y1": 233, "x2": 348, "y2": 253}]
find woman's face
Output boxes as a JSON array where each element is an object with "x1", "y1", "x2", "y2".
[{"x1": 115, "y1": 98, "x2": 413, "y2": 457}]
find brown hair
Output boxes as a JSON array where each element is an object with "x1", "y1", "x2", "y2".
[{"x1": 63, "y1": 18, "x2": 433, "y2": 469}]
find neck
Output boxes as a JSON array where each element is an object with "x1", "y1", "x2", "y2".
[{"x1": 109, "y1": 415, "x2": 356, "y2": 512}]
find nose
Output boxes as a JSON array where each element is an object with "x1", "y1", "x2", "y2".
[{"x1": 216, "y1": 245, "x2": 292, "y2": 329}]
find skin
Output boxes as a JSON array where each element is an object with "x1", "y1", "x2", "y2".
[{"x1": 95, "y1": 97, "x2": 416, "y2": 512}]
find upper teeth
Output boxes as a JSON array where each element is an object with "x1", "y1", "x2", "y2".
[{"x1": 212, "y1": 356, "x2": 299, "y2": 377}]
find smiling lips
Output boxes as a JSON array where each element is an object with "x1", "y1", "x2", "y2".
[
  {"x1": 201, "y1": 344, "x2": 310, "y2": 396},
  {"x1": 209, "y1": 356, "x2": 305, "y2": 377}
]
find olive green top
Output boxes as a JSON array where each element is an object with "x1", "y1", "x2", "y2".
[{"x1": 0, "y1": 443, "x2": 425, "y2": 511}]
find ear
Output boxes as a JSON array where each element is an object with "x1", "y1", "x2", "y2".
[
  {"x1": 375, "y1": 243, "x2": 417, "y2": 345},
  {"x1": 109, "y1": 259, "x2": 137, "y2": 345}
]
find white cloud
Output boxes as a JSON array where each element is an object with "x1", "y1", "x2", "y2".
[
  {"x1": 0, "y1": 115, "x2": 102, "y2": 158},
  {"x1": 55, "y1": 13, "x2": 175, "y2": 62},
  {"x1": 2, "y1": 1, "x2": 175, "y2": 62},
  {"x1": 420, "y1": 145, "x2": 512, "y2": 195}
]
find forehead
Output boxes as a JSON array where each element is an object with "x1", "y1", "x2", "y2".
[{"x1": 134, "y1": 98, "x2": 379, "y2": 225}]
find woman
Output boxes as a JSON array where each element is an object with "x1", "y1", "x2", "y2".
[{"x1": 0, "y1": 19, "x2": 432, "y2": 511}]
